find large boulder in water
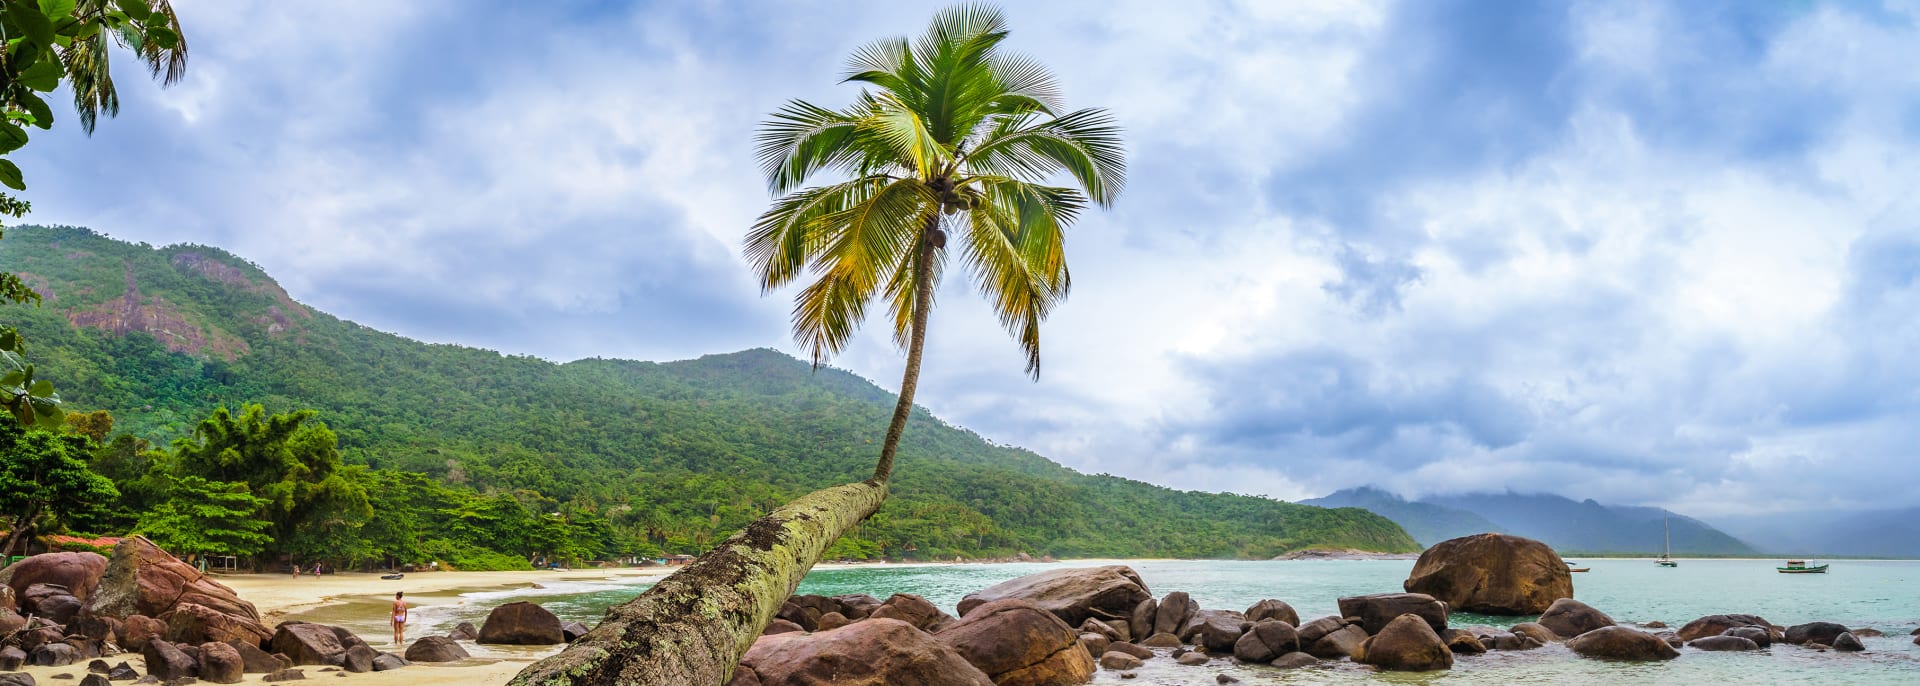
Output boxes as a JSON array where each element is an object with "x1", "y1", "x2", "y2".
[
  {"x1": 1536, "y1": 598, "x2": 1615, "y2": 638},
  {"x1": 1152, "y1": 592, "x2": 1197, "y2": 637},
  {"x1": 933, "y1": 599, "x2": 1095, "y2": 686},
  {"x1": 0, "y1": 552, "x2": 108, "y2": 603},
  {"x1": 1785, "y1": 621, "x2": 1850, "y2": 646},
  {"x1": 1336, "y1": 593, "x2": 1447, "y2": 635},
  {"x1": 1565, "y1": 626, "x2": 1680, "y2": 661},
  {"x1": 1306, "y1": 624, "x2": 1368, "y2": 659},
  {"x1": 1675, "y1": 614, "x2": 1772, "y2": 641},
  {"x1": 1688, "y1": 635, "x2": 1760, "y2": 651},
  {"x1": 1245, "y1": 599, "x2": 1299, "y2": 627},
  {"x1": 739, "y1": 617, "x2": 994, "y2": 686},
  {"x1": 1355, "y1": 614, "x2": 1453, "y2": 672},
  {"x1": 1180, "y1": 610, "x2": 1249, "y2": 652},
  {"x1": 1403, "y1": 533, "x2": 1571, "y2": 615},
  {"x1": 84, "y1": 537, "x2": 270, "y2": 645},
  {"x1": 1831, "y1": 632, "x2": 1865, "y2": 652},
  {"x1": 956, "y1": 566, "x2": 1150, "y2": 627},
  {"x1": 478, "y1": 601, "x2": 565, "y2": 645},
  {"x1": 1232, "y1": 620, "x2": 1299, "y2": 663}
]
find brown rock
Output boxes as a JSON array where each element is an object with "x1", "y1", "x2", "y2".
[
  {"x1": 956, "y1": 566, "x2": 1150, "y2": 627},
  {"x1": 561, "y1": 621, "x2": 590, "y2": 642},
  {"x1": 141, "y1": 640, "x2": 198, "y2": 681},
  {"x1": 1442, "y1": 629, "x2": 1486, "y2": 654},
  {"x1": 1296, "y1": 616, "x2": 1346, "y2": 645},
  {"x1": 761, "y1": 618, "x2": 802, "y2": 636},
  {"x1": 195, "y1": 642, "x2": 243, "y2": 684},
  {"x1": 1232, "y1": 620, "x2": 1299, "y2": 663},
  {"x1": 1, "y1": 552, "x2": 109, "y2": 602},
  {"x1": 831, "y1": 594, "x2": 882, "y2": 620},
  {"x1": 1104, "y1": 642, "x2": 1152, "y2": 660},
  {"x1": 1355, "y1": 614, "x2": 1453, "y2": 672},
  {"x1": 1097, "y1": 651, "x2": 1141, "y2": 670},
  {"x1": 1722, "y1": 626, "x2": 1771, "y2": 647},
  {"x1": 71, "y1": 613, "x2": 121, "y2": 644},
  {"x1": 1510, "y1": 622, "x2": 1558, "y2": 644},
  {"x1": 1129, "y1": 599, "x2": 1156, "y2": 643},
  {"x1": 0, "y1": 646, "x2": 22, "y2": 671},
  {"x1": 164, "y1": 603, "x2": 264, "y2": 645},
  {"x1": 1403, "y1": 534, "x2": 1572, "y2": 615},
  {"x1": 1688, "y1": 635, "x2": 1759, "y2": 651},
  {"x1": 0, "y1": 608, "x2": 24, "y2": 635},
  {"x1": 816, "y1": 612, "x2": 851, "y2": 631},
  {"x1": 119, "y1": 615, "x2": 167, "y2": 651},
  {"x1": 84, "y1": 538, "x2": 268, "y2": 645},
  {"x1": 1565, "y1": 626, "x2": 1680, "y2": 661},
  {"x1": 446, "y1": 622, "x2": 478, "y2": 641},
  {"x1": 1180, "y1": 610, "x2": 1249, "y2": 652},
  {"x1": 262, "y1": 668, "x2": 306, "y2": 682},
  {"x1": 1306, "y1": 625, "x2": 1367, "y2": 660},
  {"x1": 370, "y1": 653, "x2": 407, "y2": 671},
  {"x1": 1244, "y1": 600, "x2": 1299, "y2": 627},
  {"x1": 270, "y1": 624, "x2": 346, "y2": 667},
  {"x1": 1831, "y1": 632, "x2": 1865, "y2": 652},
  {"x1": 871, "y1": 594, "x2": 955, "y2": 633},
  {"x1": 1271, "y1": 652, "x2": 1317, "y2": 668},
  {"x1": 1152, "y1": 592, "x2": 1197, "y2": 637},
  {"x1": 226, "y1": 640, "x2": 281, "y2": 673},
  {"x1": 1079, "y1": 618, "x2": 1121, "y2": 643},
  {"x1": 1139, "y1": 632, "x2": 1180, "y2": 648},
  {"x1": 477, "y1": 602, "x2": 564, "y2": 645},
  {"x1": 1078, "y1": 633, "x2": 1110, "y2": 657},
  {"x1": 1675, "y1": 614, "x2": 1771, "y2": 642},
  {"x1": 1785, "y1": 622, "x2": 1850, "y2": 646},
  {"x1": 740, "y1": 618, "x2": 993, "y2": 686},
  {"x1": 1174, "y1": 652, "x2": 1209, "y2": 666},
  {"x1": 1335, "y1": 593, "x2": 1447, "y2": 635},
  {"x1": 934, "y1": 599, "x2": 1094, "y2": 686},
  {"x1": 29, "y1": 642, "x2": 78, "y2": 667},
  {"x1": 339, "y1": 644, "x2": 376, "y2": 673},
  {"x1": 1536, "y1": 598, "x2": 1615, "y2": 639},
  {"x1": 22, "y1": 584, "x2": 84, "y2": 625},
  {"x1": 403, "y1": 636, "x2": 469, "y2": 663}
]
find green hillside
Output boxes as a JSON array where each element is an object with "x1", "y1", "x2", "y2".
[{"x1": 3, "y1": 225, "x2": 1418, "y2": 561}]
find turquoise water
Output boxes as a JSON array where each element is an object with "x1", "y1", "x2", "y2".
[{"x1": 377, "y1": 559, "x2": 1920, "y2": 683}]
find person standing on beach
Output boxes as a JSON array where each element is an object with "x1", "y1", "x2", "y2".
[{"x1": 391, "y1": 591, "x2": 409, "y2": 645}]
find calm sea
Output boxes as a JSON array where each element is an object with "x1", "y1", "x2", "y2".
[{"x1": 356, "y1": 559, "x2": 1920, "y2": 684}]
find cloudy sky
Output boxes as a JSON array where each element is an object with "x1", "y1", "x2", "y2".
[{"x1": 15, "y1": 0, "x2": 1920, "y2": 517}]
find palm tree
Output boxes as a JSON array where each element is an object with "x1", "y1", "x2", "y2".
[
  {"x1": 745, "y1": 2, "x2": 1122, "y2": 485},
  {"x1": 512, "y1": 6, "x2": 1121, "y2": 685}
]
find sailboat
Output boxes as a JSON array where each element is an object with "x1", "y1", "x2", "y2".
[{"x1": 1656, "y1": 513, "x2": 1678, "y2": 567}]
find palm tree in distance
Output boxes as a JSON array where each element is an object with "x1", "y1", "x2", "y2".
[
  {"x1": 746, "y1": 2, "x2": 1124, "y2": 485},
  {"x1": 512, "y1": 6, "x2": 1120, "y2": 684}
]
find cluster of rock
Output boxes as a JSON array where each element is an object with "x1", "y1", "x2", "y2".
[{"x1": 0, "y1": 536, "x2": 588, "y2": 685}]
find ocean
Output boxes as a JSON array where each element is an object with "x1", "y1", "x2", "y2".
[{"x1": 345, "y1": 558, "x2": 1920, "y2": 683}]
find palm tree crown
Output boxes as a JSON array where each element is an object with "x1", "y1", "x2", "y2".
[{"x1": 746, "y1": 3, "x2": 1123, "y2": 379}]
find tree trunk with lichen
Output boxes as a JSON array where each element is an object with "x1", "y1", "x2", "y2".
[{"x1": 508, "y1": 480, "x2": 889, "y2": 686}]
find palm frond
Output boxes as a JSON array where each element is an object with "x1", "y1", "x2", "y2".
[
  {"x1": 754, "y1": 100, "x2": 864, "y2": 193},
  {"x1": 956, "y1": 177, "x2": 1081, "y2": 377},
  {"x1": 744, "y1": 177, "x2": 888, "y2": 290},
  {"x1": 790, "y1": 178, "x2": 934, "y2": 363},
  {"x1": 963, "y1": 107, "x2": 1126, "y2": 205}
]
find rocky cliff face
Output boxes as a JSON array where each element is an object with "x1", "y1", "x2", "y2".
[{"x1": 65, "y1": 260, "x2": 252, "y2": 360}]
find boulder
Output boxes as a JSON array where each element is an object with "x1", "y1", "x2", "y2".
[
  {"x1": 141, "y1": 640, "x2": 198, "y2": 681},
  {"x1": 80, "y1": 676, "x2": 108, "y2": 686},
  {"x1": 739, "y1": 618, "x2": 993, "y2": 686},
  {"x1": 1335, "y1": 593, "x2": 1447, "y2": 635},
  {"x1": 84, "y1": 538, "x2": 268, "y2": 645},
  {"x1": 1079, "y1": 619, "x2": 1121, "y2": 643},
  {"x1": 0, "y1": 675, "x2": 32, "y2": 686},
  {"x1": 1180, "y1": 610, "x2": 1248, "y2": 652},
  {"x1": 956, "y1": 566, "x2": 1150, "y2": 627},
  {"x1": 165, "y1": 602, "x2": 265, "y2": 645},
  {"x1": 1676, "y1": 614, "x2": 1772, "y2": 642},
  {"x1": 1510, "y1": 622, "x2": 1558, "y2": 644},
  {"x1": 1104, "y1": 642, "x2": 1152, "y2": 660},
  {"x1": 1441, "y1": 629, "x2": 1486, "y2": 654},
  {"x1": 0, "y1": 646, "x2": 21, "y2": 671},
  {"x1": 817, "y1": 612, "x2": 851, "y2": 632},
  {"x1": 1565, "y1": 626, "x2": 1680, "y2": 661},
  {"x1": 831, "y1": 594, "x2": 883, "y2": 620},
  {"x1": 1306, "y1": 625, "x2": 1367, "y2": 660},
  {"x1": 1475, "y1": 630, "x2": 1537, "y2": 651},
  {"x1": 1174, "y1": 652, "x2": 1209, "y2": 666},
  {"x1": 119, "y1": 615, "x2": 166, "y2": 651},
  {"x1": 477, "y1": 602, "x2": 564, "y2": 645},
  {"x1": 1296, "y1": 616, "x2": 1345, "y2": 645},
  {"x1": 22, "y1": 585, "x2": 83, "y2": 625},
  {"x1": 1231, "y1": 620, "x2": 1298, "y2": 663},
  {"x1": 1785, "y1": 622, "x2": 1850, "y2": 646},
  {"x1": 1244, "y1": 600, "x2": 1298, "y2": 627},
  {"x1": 1722, "y1": 626, "x2": 1771, "y2": 647},
  {"x1": 1152, "y1": 592, "x2": 1197, "y2": 637},
  {"x1": 1078, "y1": 633, "x2": 1109, "y2": 657},
  {"x1": 341, "y1": 644, "x2": 376, "y2": 673},
  {"x1": 71, "y1": 614, "x2": 121, "y2": 644},
  {"x1": 1138, "y1": 633, "x2": 1180, "y2": 648},
  {"x1": 561, "y1": 621, "x2": 590, "y2": 642},
  {"x1": 1097, "y1": 651, "x2": 1141, "y2": 671},
  {"x1": 776, "y1": 601, "x2": 821, "y2": 632},
  {"x1": 0, "y1": 608, "x2": 23, "y2": 635},
  {"x1": 1355, "y1": 614, "x2": 1453, "y2": 672},
  {"x1": 1687, "y1": 635, "x2": 1759, "y2": 651},
  {"x1": 1403, "y1": 534, "x2": 1572, "y2": 615},
  {"x1": 28, "y1": 643, "x2": 77, "y2": 667},
  {"x1": 1129, "y1": 599, "x2": 1156, "y2": 642},
  {"x1": 447, "y1": 622, "x2": 478, "y2": 641},
  {"x1": 270, "y1": 623, "x2": 346, "y2": 667},
  {"x1": 1536, "y1": 598, "x2": 1614, "y2": 639},
  {"x1": 404, "y1": 636, "x2": 469, "y2": 663},
  {"x1": 1831, "y1": 632, "x2": 1865, "y2": 652},
  {"x1": 223, "y1": 640, "x2": 281, "y2": 674},
  {"x1": 1271, "y1": 652, "x2": 1317, "y2": 669},
  {"x1": 933, "y1": 599, "x2": 1095, "y2": 686},
  {"x1": 109, "y1": 663, "x2": 141, "y2": 681},
  {"x1": 871, "y1": 594, "x2": 955, "y2": 633},
  {"x1": 370, "y1": 653, "x2": 408, "y2": 671},
  {"x1": 195, "y1": 642, "x2": 243, "y2": 684},
  {"x1": 1, "y1": 552, "x2": 109, "y2": 602}
]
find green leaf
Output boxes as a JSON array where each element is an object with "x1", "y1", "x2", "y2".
[
  {"x1": 144, "y1": 25, "x2": 176, "y2": 49},
  {"x1": 19, "y1": 93, "x2": 52, "y2": 129},
  {"x1": 27, "y1": 394, "x2": 62, "y2": 429},
  {"x1": 38, "y1": 0, "x2": 75, "y2": 18},
  {"x1": 0, "y1": 159, "x2": 24, "y2": 191},
  {"x1": 10, "y1": 0, "x2": 56, "y2": 48},
  {"x1": 113, "y1": 0, "x2": 150, "y2": 21},
  {"x1": 27, "y1": 378, "x2": 52, "y2": 397},
  {"x1": 17, "y1": 58, "x2": 62, "y2": 91},
  {"x1": 0, "y1": 371, "x2": 23, "y2": 388},
  {"x1": 0, "y1": 124, "x2": 27, "y2": 154}
]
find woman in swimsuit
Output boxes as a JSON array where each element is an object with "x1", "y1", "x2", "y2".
[{"x1": 391, "y1": 591, "x2": 408, "y2": 645}]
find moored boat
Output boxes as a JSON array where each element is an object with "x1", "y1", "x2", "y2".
[{"x1": 1777, "y1": 559, "x2": 1828, "y2": 574}]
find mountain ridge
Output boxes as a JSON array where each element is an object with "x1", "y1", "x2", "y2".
[
  {"x1": 2, "y1": 224, "x2": 1419, "y2": 559},
  {"x1": 1306, "y1": 486, "x2": 1757, "y2": 554}
]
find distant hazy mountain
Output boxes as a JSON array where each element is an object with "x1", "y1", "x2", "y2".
[
  {"x1": 1713, "y1": 507, "x2": 1920, "y2": 558},
  {"x1": 1306, "y1": 488, "x2": 1757, "y2": 555},
  {"x1": 1301, "y1": 487, "x2": 1506, "y2": 546}
]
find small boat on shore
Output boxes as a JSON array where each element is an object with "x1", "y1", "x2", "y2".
[
  {"x1": 1656, "y1": 514, "x2": 1678, "y2": 567},
  {"x1": 1778, "y1": 559, "x2": 1828, "y2": 574}
]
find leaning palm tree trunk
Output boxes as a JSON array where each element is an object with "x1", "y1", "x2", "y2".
[{"x1": 510, "y1": 480, "x2": 888, "y2": 686}]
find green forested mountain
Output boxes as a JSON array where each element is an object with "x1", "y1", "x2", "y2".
[
  {"x1": 1301, "y1": 487, "x2": 1507, "y2": 546},
  {"x1": 2, "y1": 225, "x2": 1417, "y2": 562},
  {"x1": 1307, "y1": 486, "x2": 1756, "y2": 555}
]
